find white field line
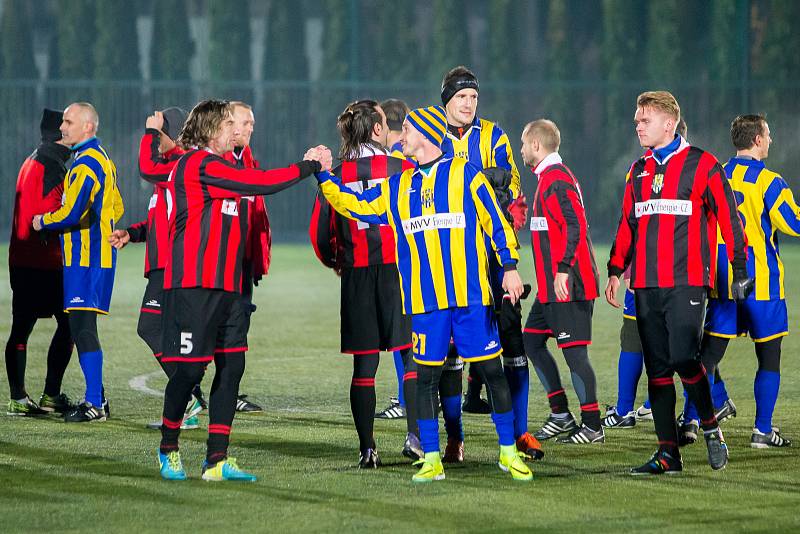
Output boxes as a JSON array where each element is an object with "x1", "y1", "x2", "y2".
[{"x1": 128, "y1": 358, "x2": 349, "y2": 416}]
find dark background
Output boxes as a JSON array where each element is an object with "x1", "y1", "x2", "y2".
[{"x1": 2, "y1": 0, "x2": 798, "y2": 242}]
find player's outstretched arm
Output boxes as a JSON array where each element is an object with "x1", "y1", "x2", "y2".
[
  {"x1": 202, "y1": 154, "x2": 321, "y2": 198},
  {"x1": 39, "y1": 166, "x2": 97, "y2": 231},
  {"x1": 315, "y1": 169, "x2": 389, "y2": 226}
]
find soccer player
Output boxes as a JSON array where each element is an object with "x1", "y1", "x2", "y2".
[
  {"x1": 606, "y1": 91, "x2": 751, "y2": 475},
  {"x1": 314, "y1": 105, "x2": 532, "y2": 483},
  {"x1": 109, "y1": 107, "x2": 206, "y2": 429},
  {"x1": 222, "y1": 101, "x2": 270, "y2": 414},
  {"x1": 438, "y1": 65, "x2": 537, "y2": 463},
  {"x1": 699, "y1": 114, "x2": 797, "y2": 448},
  {"x1": 520, "y1": 120, "x2": 603, "y2": 444},
  {"x1": 309, "y1": 100, "x2": 417, "y2": 466},
  {"x1": 33, "y1": 102, "x2": 124, "y2": 423},
  {"x1": 374, "y1": 97, "x2": 413, "y2": 421},
  {"x1": 381, "y1": 98, "x2": 410, "y2": 160},
  {"x1": 6, "y1": 109, "x2": 75, "y2": 416},
  {"x1": 156, "y1": 99, "x2": 326, "y2": 482},
  {"x1": 604, "y1": 118, "x2": 687, "y2": 428}
]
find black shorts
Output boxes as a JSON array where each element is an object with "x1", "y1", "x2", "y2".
[
  {"x1": 10, "y1": 267, "x2": 64, "y2": 319},
  {"x1": 634, "y1": 286, "x2": 706, "y2": 378},
  {"x1": 161, "y1": 288, "x2": 248, "y2": 363},
  {"x1": 340, "y1": 264, "x2": 412, "y2": 354},
  {"x1": 523, "y1": 298, "x2": 594, "y2": 348},
  {"x1": 620, "y1": 317, "x2": 642, "y2": 353},
  {"x1": 138, "y1": 270, "x2": 165, "y2": 355}
]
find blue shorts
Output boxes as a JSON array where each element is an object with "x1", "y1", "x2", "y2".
[
  {"x1": 704, "y1": 298, "x2": 788, "y2": 342},
  {"x1": 412, "y1": 305, "x2": 502, "y2": 366},
  {"x1": 63, "y1": 265, "x2": 116, "y2": 314},
  {"x1": 622, "y1": 289, "x2": 636, "y2": 320}
]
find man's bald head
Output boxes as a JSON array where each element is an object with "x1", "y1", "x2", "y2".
[
  {"x1": 61, "y1": 102, "x2": 100, "y2": 147},
  {"x1": 522, "y1": 119, "x2": 560, "y2": 152},
  {"x1": 520, "y1": 119, "x2": 561, "y2": 168}
]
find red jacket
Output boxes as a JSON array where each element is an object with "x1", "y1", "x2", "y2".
[
  {"x1": 9, "y1": 142, "x2": 71, "y2": 270},
  {"x1": 223, "y1": 145, "x2": 272, "y2": 282}
]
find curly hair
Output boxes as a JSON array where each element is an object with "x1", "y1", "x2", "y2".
[{"x1": 178, "y1": 99, "x2": 232, "y2": 149}]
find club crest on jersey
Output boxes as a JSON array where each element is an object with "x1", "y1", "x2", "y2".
[
  {"x1": 421, "y1": 188, "x2": 435, "y2": 208},
  {"x1": 651, "y1": 173, "x2": 664, "y2": 194}
]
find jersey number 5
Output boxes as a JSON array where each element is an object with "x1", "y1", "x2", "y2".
[{"x1": 180, "y1": 332, "x2": 193, "y2": 355}]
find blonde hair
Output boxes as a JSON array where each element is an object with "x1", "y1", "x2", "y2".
[
  {"x1": 524, "y1": 119, "x2": 561, "y2": 152},
  {"x1": 636, "y1": 91, "x2": 681, "y2": 121}
]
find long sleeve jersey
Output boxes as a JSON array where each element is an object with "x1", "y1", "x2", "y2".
[
  {"x1": 713, "y1": 156, "x2": 800, "y2": 300},
  {"x1": 530, "y1": 153, "x2": 599, "y2": 302},
  {"x1": 309, "y1": 155, "x2": 416, "y2": 269},
  {"x1": 223, "y1": 145, "x2": 272, "y2": 282},
  {"x1": 163, "y1": 149, "x2": 318, "y2": 292},
  {"x1": 129, "y1": 129, "x2": 185, "y2": 276},
  {"x1": 608, "y1": 137, "x2": 747, "y2": 289},
  {"x1": 440, "y1": 116, "x2": 521, "y2": 200},
  {"x1": 316, "y1": 155, "x2": 519, "y2": 314},
  {"x1": 42, "y1": 137, "x2": 124, "y2": 270}
]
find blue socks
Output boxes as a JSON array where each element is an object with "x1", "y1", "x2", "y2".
[
  {"x1": 418, "y1": 418, "x2": 440, "y2": 453},
  {"x1": 504, "y1": 363, "x2": 530, "y2": 438},
  {"x1": 440, "y1": 394, "x2": 464, "y2": 441},
  {"x1": 710, "y1": 374, "x2": 729, "y2": 409},
  {"x1": 392, "y1": 351, "x2": 405, "y2": 406},
  {"x1": 78, "y1": 350, "x2": 104, "y2": 407},
  {"x1": 616, "y1": 351, "x2": 643, "y2": 414},
  {"x1": 682, "y1": 387, "x2": 699, "y2": 422},
  {"x1": 754, "y1": 370, "x2": 780, "y2": 433},
  {"x1": 491, "y1": 410, "x2": 515, "y2": 446}
]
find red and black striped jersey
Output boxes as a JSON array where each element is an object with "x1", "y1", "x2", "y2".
[
  {"x1": 131, "y1": 129, "x2": 185, "y2": 276},
  {"x1": 9, "y1": 142, "x2": 71, "y2": 270},
  {"x1": 223, "y1": 145, "x2": 272, "y2": 282},
  {"x1": 164, "y1": 149, "x2": 318, "y2": 292},
  {"x1": 529, "y1": 154, "x2": 598, "y2": 303},
  {"x1": 309, "y1": 155, "x2": 415, "y2": 269},
  {"x1": 608, "y1": 140, "x2": 747, "y2": 288}
]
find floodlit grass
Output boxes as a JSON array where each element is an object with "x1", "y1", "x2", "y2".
[{"x1": 1, "y1": 243, "x2": 798, "y2": 532}]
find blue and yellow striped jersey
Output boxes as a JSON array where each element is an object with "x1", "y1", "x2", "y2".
[
  {"x1": 317, "y1": 156, "x2": 520, "y2": 314},
  {"x1": 713, "y1": 157, "x2": 800, "y2": 300},
  {"x1": 440, "y1": 117, "x2": 521, "y2": 199},
  {"x1": 42, "y1": 137, "x2": 124, "y2": 269}
]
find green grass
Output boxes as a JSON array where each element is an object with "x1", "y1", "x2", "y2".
[{"x1": 1, "y1": 243, "x2": 799, "y2": 533}]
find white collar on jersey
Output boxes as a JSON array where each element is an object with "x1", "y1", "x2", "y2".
[
  {"x1": 356, "y1": 143, "x2": 389, "y2": 157},
  {"x1": 533, "y1": 152, "x2": 563, "y2": 176}
]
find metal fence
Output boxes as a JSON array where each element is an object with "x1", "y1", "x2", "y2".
[{"x1": 3, "y1": 79, "x2": 799, "y2": 245}]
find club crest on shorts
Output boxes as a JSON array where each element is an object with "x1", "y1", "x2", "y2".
[
  {"x1": 651, "y1": 173, "x2": 664, "y2": 194},
  {"x1": 421, "y1": 188, "x2": 435, "y2": 208}
]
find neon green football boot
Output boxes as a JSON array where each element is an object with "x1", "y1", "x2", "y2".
[
  {"x1": 498, "y1": 444, "x2": 533, "y2": 482},
  {"x1": 411, "y1": 452, "x2": 445, "y2": 483}
]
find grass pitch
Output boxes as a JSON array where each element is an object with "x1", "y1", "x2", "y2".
[{"x1": 1, "y1": 243, "x2": 798, "y2": 533}]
